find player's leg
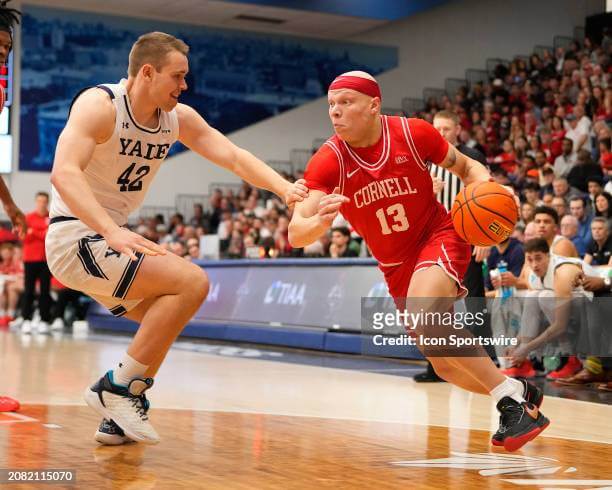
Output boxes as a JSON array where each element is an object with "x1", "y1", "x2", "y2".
[
  {"x1": 121, "y1": 253, "x2": 209, "y2": 375},
  {"x1": 407, "y1": 265, "x2": 549, "y2": 451},
  {"x1": 407, "y1": 266, "x2": 498, "y2": 393},
  {"x1": 84, "y1": 252, "x2": 208, "y2": 445}
]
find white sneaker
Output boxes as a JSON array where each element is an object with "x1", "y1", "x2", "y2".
[
  {"x1": 9, "y1": 317, "x2": 23, "y2": 329},
  {"x1": 36, "y1": 321, "x2": 50, "y2": 334},
  {"x1": 51, "y1": 318, "x2": 65, "y2": 331},
  {"x1": 21, "y1": 320, "x2": 32, "y2": 334},
  {"x1": 84, "y1": 371, "x2": 159, "y2": 445}
]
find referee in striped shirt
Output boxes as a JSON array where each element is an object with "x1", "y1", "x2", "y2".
[{"x1": 414, "y1": 110, "x2": 490, "y2": 382}]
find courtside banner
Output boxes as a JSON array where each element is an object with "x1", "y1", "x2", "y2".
[{"x1": 193, "y1": 259, "x2": 385, "y2": 330}]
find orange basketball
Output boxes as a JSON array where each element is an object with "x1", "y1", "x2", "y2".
[{"x1": 451, "y1": 181, "x2": 518, "y2": 246}]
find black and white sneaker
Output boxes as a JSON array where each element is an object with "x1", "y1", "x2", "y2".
[
  {"x1": 84, "y1": 371, "x2": 159, "y2": 445},
  {"x1": 495, "y1": 397, "x2": 549, "y2": 452},
  {"x1": 491, "y1": 378, "x2": 544, "y2": 447},
  {"x1": 94, "y1": 419, "x2": 132, "y2": 445}
]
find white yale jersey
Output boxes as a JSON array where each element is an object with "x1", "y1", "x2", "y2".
[{"x1": 50, "y1": 79, "x2": 179, "y2": 225}]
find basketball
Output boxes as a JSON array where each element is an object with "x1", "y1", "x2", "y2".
[{"x1": 451, "y1": 181, "x2": 518, "y2": 246}]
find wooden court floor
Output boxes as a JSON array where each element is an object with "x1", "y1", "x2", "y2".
[{"x1": 1, "y1": 330, "x2": 611, "y2": 489}]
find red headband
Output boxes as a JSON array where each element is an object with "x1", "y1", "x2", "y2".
[{"x1": 328, "y1": 75, "x2": 382, "y2": 100}]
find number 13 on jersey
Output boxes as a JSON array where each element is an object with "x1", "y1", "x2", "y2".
[{"x1": 375, "y1": 203, "x2": 409, "y2": 235}]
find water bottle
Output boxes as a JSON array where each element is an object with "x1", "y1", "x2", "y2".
[{"x1": 497, "y1": 260, "x2": 513, "y2": 299}]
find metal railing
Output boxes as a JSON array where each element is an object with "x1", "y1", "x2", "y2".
[
  {"x1": 290, "y1": 148, "x2": 313, "y2": 172},
  {"x1": 445, "y1": 78, "x2": 467, "y2": 97},
  {"x1": 422, "y1": 87, "x2": 447, "y2": 107},
  {"x1": 486, "y1": 58, "x2": 510, "y2": 77},
  {"x1": 533, "y1": 45, "x2": 554, "y2": 58},
  {"x1": 465, "y1": 69, "x2": 489, "y2": 89},
  {"x1": 402, "y1": 97, "x2": 424, "y2": 116},
  {"x1": 553, "y1": 35, "x2": 574, "y2": 51}
]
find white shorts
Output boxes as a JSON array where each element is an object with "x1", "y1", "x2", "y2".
[{"x1": 46, "y1": 218, "x2": 145, "y2": 316}]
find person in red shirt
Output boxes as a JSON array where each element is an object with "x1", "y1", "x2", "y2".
[
  {"x1": 21, "y1": 191, "x2": 52, "y2": 333},
  {"x1": 289, "y1": 71, "x2": 549, "y2": 452}
]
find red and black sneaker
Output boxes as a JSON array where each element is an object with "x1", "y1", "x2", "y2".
[
  {"x1": 495, "y1": 397, "x2": 549, "y2": 452},
  {"x1": 491, "y1": 379, "x2": 543, "y2": 446}
]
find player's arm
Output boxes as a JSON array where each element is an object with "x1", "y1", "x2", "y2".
[
  {"x1": 519, "y1": 264, "x2": 581, "y2": 354},
  {"x1": 553, "y1": 237, "x2": 578, "y2": 258},
  {"x1": 583, "y1": 253, "x2": 593, "y2": 264},
  {"x1": 288, "y1": 188, "x2": 349, "y2": 248},
  {"x1": 176, "y1": 104, "x2": 306, "y2": 206},
  {"x1": 0, "y1": 177, "x2": 25, "y2": 238},
  {"x1": 438, "y1": 146, "x2": 490, "y2": 186},
  {"x1": 51, "y1": 89, "x2": 165, "y2": 259}
]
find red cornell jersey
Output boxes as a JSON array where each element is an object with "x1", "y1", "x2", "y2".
[{"x1": 305, "y1": 116, "x2": 452, "y2": 266}]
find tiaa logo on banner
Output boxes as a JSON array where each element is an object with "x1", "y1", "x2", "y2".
[{"x1": 264, "y1": 281, "x2": 307, "y2": 306}]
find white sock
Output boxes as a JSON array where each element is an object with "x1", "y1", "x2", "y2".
[
  {"x1": 112, "y1": 354, "x2": 149, "y2": 386},
  {"x1": 490, "y1": 377, "x2": 525, "y2": 404}
]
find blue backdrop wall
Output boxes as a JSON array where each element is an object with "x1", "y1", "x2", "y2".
[{"x1": 19, "y1": 6, "x2": 398, "y2": 172}]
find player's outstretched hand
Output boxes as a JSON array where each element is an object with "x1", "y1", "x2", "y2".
[
  {"x1": 4, "y1": 203, "x2": 26, "y2": 239},
  {"x1": 284, "y1": 179, "x2": 309, "y2": 209},
  {"x1": 317, "y1": 187, "x2": 349, "y2": 227},
  {"x1": 104, "y1": 227, "x2": 167, "y2": 261}
]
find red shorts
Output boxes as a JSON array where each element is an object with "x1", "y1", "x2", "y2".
[{"x1": 379, "y1": 221, "x2": 471, "y2": 299}]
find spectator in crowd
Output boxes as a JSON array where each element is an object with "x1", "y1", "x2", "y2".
[
  {"x1": 560, "y1": 214, "x2": 588, "y2": 257},
  {"x1": 519, "y1": 202, "x2": 535, "y2": 227},
  {"x1": 598, "y1": 137, "x2": 612, "y2": 172},
  {"x1": 0, "y1": 243, "x2": 22, "y2": 326},
  {"x1": 569, "y1": 196, "x2": 593, "y2": 246},
  {"x1": 484, "y1": 237, "x2": 525, "y2": 297},
  {"x1": 328, "y1": 227, "x2": 359, "y2": 258},
  {"x1": 587, "y1": 177, "x2": 604, "y2": 208},
  {"x1": 189, "y1": 203, "x2": 209, "y2": 231},
  {"x1": 584, "y1": 217, "x2": 612, "y2": 266},
  {"x1": 522, "y1": 182, "x2": 541, "y2": 206},
  {"x1": 593, "y1": 191, "x2": 612, "y2": 229},
  {"x1": 503, "y1": 238, "x2": 584, "y2": 378},
  {"x1": 534, "y1": 206, "x2": 578, "y2": 257},
  {"x1": 540, "y1": 166, "x2": 555, "y2": 195},
  {"x1": 16, "y1": 192, "x2": 52, "y2": 334},
  {"x1": 553, "y1": 177, "x2": 583, "y2": 204},
  {"x1": 553, "y1": 138, "x2": 576, "y2": 178},
  {"x1": 551, "y1": 196, "x2": 568, "y2": 219},
  {"x1": 567, "y1": 149, "x2": 604, "y2": 193}
]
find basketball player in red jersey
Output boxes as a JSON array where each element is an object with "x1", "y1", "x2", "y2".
[
  {"x1": 0, "y1": 0, "x2": 26, "y2": 413},
  {"x1": 289, "y1": 71, "x2": 549, "y2": 451}
]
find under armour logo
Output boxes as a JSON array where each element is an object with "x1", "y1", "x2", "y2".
[
  {"x1": 395, "y1": 155, "x2": 409, "y2": 164},
  {"x1": 122, "y1": 122, "x2": 129, "y2": 129},
  {"x1": 105, "y1": 248, "x2": 121, "y2": 258}
]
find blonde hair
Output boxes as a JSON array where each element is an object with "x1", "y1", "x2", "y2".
[{"x1": 128, "y1": 32, "x2": 189, "y2": 78}]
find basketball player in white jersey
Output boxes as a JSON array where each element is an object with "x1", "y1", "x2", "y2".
[
  {"x1": 506, "y1": 237, "x2": 585, "y2": 365},
  {"x1": 47, "y1": 32, "x2": 308, "y2": 445}
]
